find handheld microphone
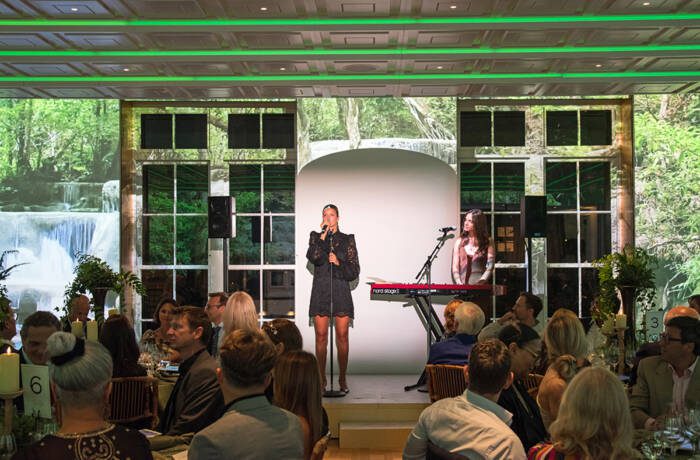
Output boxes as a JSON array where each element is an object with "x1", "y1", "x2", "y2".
[
  {"x1": 439, "y1": 226, "x2": 456, "y2": 233},
  {"x1": 321, "y1": 224, "x2": 328, "y2": 232}
]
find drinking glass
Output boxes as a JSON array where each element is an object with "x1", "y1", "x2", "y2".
[
  {"x1": 662, "y1": 415, "x2": 685, "y2": 457},
  {"x1": 0, "y1": 433, "x2": 17, "y2": 460}
]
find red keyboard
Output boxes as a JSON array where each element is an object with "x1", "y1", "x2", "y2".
[{"x1": 370, "y1": 283, "x2": 503, "y2": 297}]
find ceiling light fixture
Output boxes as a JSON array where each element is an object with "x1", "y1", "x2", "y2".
[
  {"x1": 595, "y1": 64, "x2": 603, "y2": 67},
  {"x1": 280, "y1": 67, "x2": 286, "y2": 71},
  {"x1": 642, "y1": 2, "x2": 651, "y2": 5},
  {"x1": 70, "y1": 7, "x2": 79, "y2": 12},
  {"x1": 0, "y1": 70, "x2": 697, "y2": 84},
  {"x1": 436, "y1": 65, "x2": 444, "y2": 69},
  {"x1": 260, "y1": 7, "x2": 268, "y2": 11},
  {"x1": 1, "y1": 14, "x2": 698, "y2": 28},
  {"x1": 123, "y1": 67, "x2": 130, "y2": 71},
  {"x1": 450, "y1": 5, "x2": 457, "y2": 9}
]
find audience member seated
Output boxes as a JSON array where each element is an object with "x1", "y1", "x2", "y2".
[
  {"x1": 537, "y1": 309, "x2": 589, "y2": 430},
  {"x1": 140, "y1": 298, "x2": 179, "y2": 362},
  {"x1": 689, "y1": 293, "x2": 700, "y2": 315},
  {"x1": 263, "y1": 318, "x2": 303, "y2": 354},
  {"x1": 158, "y1": 306, "x2": 224, "y2": 435},
  {"x1": 188, "y1": 329, "x2": 304, "y2": 460},
  {"x1": 274, "y1": 350, "x2": 327, "y2": 459},
  {"x1": 630, "y1": 316, "x2": 700, "y2": 430},
  {"x1": 441, "y1": 298, "x2": 463, "y2": 340},
  {"x1": 222, "y1": 291, "x2": 259, "y2": 337},
  {"x1": 630, "y1": 305, "x2": 700, "y2": 385},
  {"x1": 497, "y1": 324, "x2": 547, "y2": 452},
  {"x1": 479, "y1": 292, "x2": 545, "y2": 341},
  {"x1": 205, "y1": 292, "x2": 228, "y2": 358},
  {"x1": 528, "y1": 367, "x2": 637, "y2": 460},
  {"x1": 99, "y1": 314, "x2": 147, "y2": 378},
  {"x1": 1, "y1": 301, "x2": 17, "y2": 353},
  {"x1": 12, "y1": 332, "x2": 153, "y2": 460},
  {"x1": 59, "y1": 295, "x2": 90, "y2": 332},
  {"x1": 404, "y1": 339, "x2": 526, "y2": 459},
  {"x1": 427, "y1": 301, "x2": 485, "y2": 365},
  {"x1": 20, "y1": 311, "x2": 61, "y2": 365}
]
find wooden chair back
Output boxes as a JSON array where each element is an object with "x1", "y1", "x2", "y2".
[
  {"x1": 425, "y1": 364, "x2": 468, "y2": 403},
  {"x1": 107, "y1": 376, "x2": 159, "y2": 429},
  {"x1": 523, "y1": 373, "x2": 544, "y2": 399}
]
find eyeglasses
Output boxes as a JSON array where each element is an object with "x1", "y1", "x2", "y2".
[{"x1": 660, "y1": 332, "x2": 683, "y2": 343}]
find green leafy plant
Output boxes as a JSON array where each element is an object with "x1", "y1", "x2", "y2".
[
  {"x1": 62, "y1": 254, "x2": 145, "y2": 319},
  {"x1": 0, "y1": 250, "x2": 26, "y2": 327},
  {"x1": 593, "y1": 244, "x2": 657, "y2": 323}
]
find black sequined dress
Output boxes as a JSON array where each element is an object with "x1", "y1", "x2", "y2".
[{"x1": 306, "y1": 230, "x2": 360, "y2": 319}]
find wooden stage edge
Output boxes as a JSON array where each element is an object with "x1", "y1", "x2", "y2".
[{"x1": 322, "y1": 374, "x2": 430, "y2": 451}]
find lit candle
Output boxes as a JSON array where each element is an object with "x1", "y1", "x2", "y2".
[
  {"x1": 71, "y1": 320, "x2": 84, "y2": 338},
  {"x1": 615, "y1": 313, "x2": 627, "y2": 330},
  {"x1": 86, "y1": 320, "x2": 98, "y2": 342},
  {"x1": 0, "y1": 350, "x2": 20, "y2": 394}
]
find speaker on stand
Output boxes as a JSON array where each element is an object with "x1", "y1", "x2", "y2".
[
  {"x1": 208, "y1": 196, "x2": 235, "y2": 291},
  {"x1": 520, "y1": 196, "x2": 547, "y2": 292}
]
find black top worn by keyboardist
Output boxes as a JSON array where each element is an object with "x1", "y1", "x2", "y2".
[{"x1": 306, "y1": 230, "x2": 360, "y2": 319}]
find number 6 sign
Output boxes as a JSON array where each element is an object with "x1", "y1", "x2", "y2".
[{"x1": 21, "y1": 364, "x2": 51, "y2": 418}]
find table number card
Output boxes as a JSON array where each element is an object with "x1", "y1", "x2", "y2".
[
  {"x1": 21, "y1": 364, "x2": 52, "y2": 418},
  {"x1": 645, "y1": 310, "x2": 664, "y2": 341}
]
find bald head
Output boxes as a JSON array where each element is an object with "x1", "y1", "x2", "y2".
[
  {"x1": 69, "y1": 295, "x2": 90, "y2": 322},
  {"x1": 664, "y1": 305, "x2": 700, "y2": 325}
]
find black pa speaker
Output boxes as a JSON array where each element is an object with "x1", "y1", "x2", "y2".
[
  {"x1": 208, "y1": 197, "x2": 233, "y2": 238},
  {"x1": 520, "y1": 196, "x2": 547, "y2": 238}
]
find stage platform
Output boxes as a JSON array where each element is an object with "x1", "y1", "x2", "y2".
[{"x1": 322, "y1": 374, "x2": 430, "y2": 451}]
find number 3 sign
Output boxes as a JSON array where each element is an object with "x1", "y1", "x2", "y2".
[
  {"x1": 21, "y1": 364, "x2": 52, "y2": 418},
  {"x1": 646, "y1": 310, "x2": 664, "y2": 341}
]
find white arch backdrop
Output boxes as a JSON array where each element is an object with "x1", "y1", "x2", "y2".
[{"x1": 295, "y1": 148, "x2": 459, "y2": 374}]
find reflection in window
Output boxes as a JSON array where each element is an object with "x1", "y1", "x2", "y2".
[
  {"x1": 580, "y1": 214, "x2": 611, "y2": 262},
  {"x1": 228, "y1": 270, "x2": 261, "y2": 311},
  {"x1": 494, "y1": 215, "x2": 524, "y2": 263},
  {"x1": 546, "y1": 162, "x2": 577, "y2": 211},
  {"x1": 176, "y1": 216, "x2": 208, "y2": 265},
  {"x1": 230, "y1": 164, "x2": 261, "y2": 213},
  {"x1": 546, "y1": 111, "x2": 577, "y2": 146},
  {"x1": 547, "y1": 268, "x2": 579, "y2": 316},
  {"x1": 460, "y1": 163, "x2": 491, "y2": 212},
  {"x1": 581, "y1": 268, "x2": 599, "y2": 320},
  {"x1": 494, "y1": 268, "x2": 526, "y2": 317},
  {"x1": 143, "y1": 216, "x2": 173, "y2": 265},
  {"x1": 580, "y1": 162, "x2": 610, "y2": 211},
  {"x1": 230, "y1": 216, "x2": 261, "y2": 265},
  {"x1": 177, "y1": 164, "x2": 208, "y2": 213},
  {"x1": 494, "y1": 163, "x2": 524, "y2": 211},
  {"x1": 264, "y1": 216, "x2": 294, "y2": 265},
  {"x1": 264, "y1": 164, "x2": 295, "y2": 213},
  {"x1": 546, "y1": 214, "x2": 578, "y2": 263},
  {"x1": 141, "y1": 270, "x2": 174, "y2": 320},
  {"x1": 176, "y1": 269, "x2": 208, "y2": 307},
  {"x1": 263, "y1": 270, "x2": 295, "y2": 318},
  {"x1": 144, "y1": 165, "x2": 173, "y2": 213}
]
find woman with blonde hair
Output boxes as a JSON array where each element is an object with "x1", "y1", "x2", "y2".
[
  {"x1": 222, "y1": 290, "x2": 259, "y2": 336},
  {"x1": 274, "y1": 350, "x2": 327, "y2": 459},
  {"x1": 538, "y1": 308, "x2": 590, "y2": 429},
  {"x1": 528, "y1": 367, "x2": 638, "y2": 460}
]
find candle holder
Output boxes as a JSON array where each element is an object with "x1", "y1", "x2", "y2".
[
  {"x1": 0, "y1": 390, "x2": 22, "y2": 435},
  {"x1": 615, "y1": 326, "x2": 627, "y2": 375}
]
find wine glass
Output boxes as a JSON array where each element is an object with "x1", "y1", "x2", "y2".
[
  {"x1": 0, "y1": 433, "x2": 17, "y2": 460},
  {"x1": 661, "y1": 414, "x2": 685, "y2": 457},
  {"x1": 604, "y1": 344, "x2": 619, "y2": 371}
]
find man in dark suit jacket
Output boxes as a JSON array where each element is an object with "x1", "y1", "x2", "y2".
[
  {"x1": 428, "y1": 302, "x2": 485, "y2": 365},
  {"x1": 630, "y1": 316, "x2": 700, "y2": 429},
  {"x1": 159, "y1": 306, "x2": 224, "y2": 435}
]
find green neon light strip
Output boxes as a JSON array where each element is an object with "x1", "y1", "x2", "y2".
[
  {"x1": 0, "y1": 71, "x2": 698, "y2": 83},
  {"x1": 0, "y1": 14, "x2": 698, "y2": 28},
  {"x1": 2, "y1": 44, "x2": 699, "y2": 58}
]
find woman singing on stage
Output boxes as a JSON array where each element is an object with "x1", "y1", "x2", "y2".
[
  {"x1": 307, "y1": 204, "x2": 360, "y2": 393},
  {"x1": 452, "y1": 209, "x2": 495, "y2": 285}
]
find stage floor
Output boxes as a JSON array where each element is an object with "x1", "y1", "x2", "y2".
[{"x1": 322, "y1": 374, "x2": 430, "y2": 405}]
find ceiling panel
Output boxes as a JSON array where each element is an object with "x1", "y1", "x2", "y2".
[
  {"x1": 9, "y1": 63, "x2": 81, "y2": 75},
  {"x1": 0, "y1": 34, "x2": 54, "y2": 49},
  {"x1": 60, "y1": 33, "x2": 140, "y2": 49},
  {"x1": 30, "y1": 1, "x2": 114, "y2": 17}
]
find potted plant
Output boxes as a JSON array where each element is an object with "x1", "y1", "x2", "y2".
[
  {"x1": 63, "y1": 254, "x2": 146, "y2": 322},
  {"x1": 0, "y1": 250, "x2": 26, "y2": 327},
  {"x1": 593, "y1": 244, "x2": 656, "y2": 344}
]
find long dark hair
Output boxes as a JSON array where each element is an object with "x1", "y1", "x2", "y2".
[
  {"x1": 460, "y1": 209, "x2": 490, "y2": 255},
  {"x1": 99, "y1": 314, "x2": 143, "y2": 377}
]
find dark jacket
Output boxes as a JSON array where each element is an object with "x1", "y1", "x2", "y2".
[
  {"x1": 498, "y1": 379, "x2": 548, "y2": 451},
  {"x1": 158, "y1": 348, "x2": 224, "y2": 435},
  {"x1": 427, "y1": 333, "x2": 477, "y2": 365}
]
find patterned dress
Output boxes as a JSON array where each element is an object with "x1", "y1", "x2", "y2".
[{"x1": 307, "y1": 230, "x2": 360, "y2": 319}]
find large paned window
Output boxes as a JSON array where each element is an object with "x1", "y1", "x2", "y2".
[
  {"x1": 141, "y1": 163, "x2": 209, "y2": 325},
  {"x1": 460, "y1": 161, "x2": 525, "y2": 318},
  {"x1": 229, "y1": 163, "x2": 295, "y2": 319},
  {"x1": 545, "y1": 160, "x2": 611, "y2": 318}
]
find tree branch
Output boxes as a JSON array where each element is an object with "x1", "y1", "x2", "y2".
[{"x1": 646, "y1": 236, "x2": 700, "y2": 251}]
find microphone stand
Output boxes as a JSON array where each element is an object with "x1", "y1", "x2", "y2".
[
  {"x1": 324, "y1": 229, "x2": 346, "y2": 398},
  {"x1": 405, "y1": 229, "x2": 451, "y2": 392}
]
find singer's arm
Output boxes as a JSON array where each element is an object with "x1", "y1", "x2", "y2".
[
  {"x1": 335, "y1": 235, "x2": 360, "y2": 281},
  {"x1": 477, "y1": 243, "x2": 496, "y2": 284},
  {"x1": 306, "y1": 231, "x2": 330, "y2": 266},
  {"x1": 451, "y1": 238, "x2": 462, "y2": 284}
]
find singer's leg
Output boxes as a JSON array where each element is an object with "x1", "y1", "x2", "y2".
[
  {"x1": 335, "y1": 315, "x2": 350, "y2": 391},
  {"x1": 314, "y1": 315, "x2": 329, "y2": 389}
]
